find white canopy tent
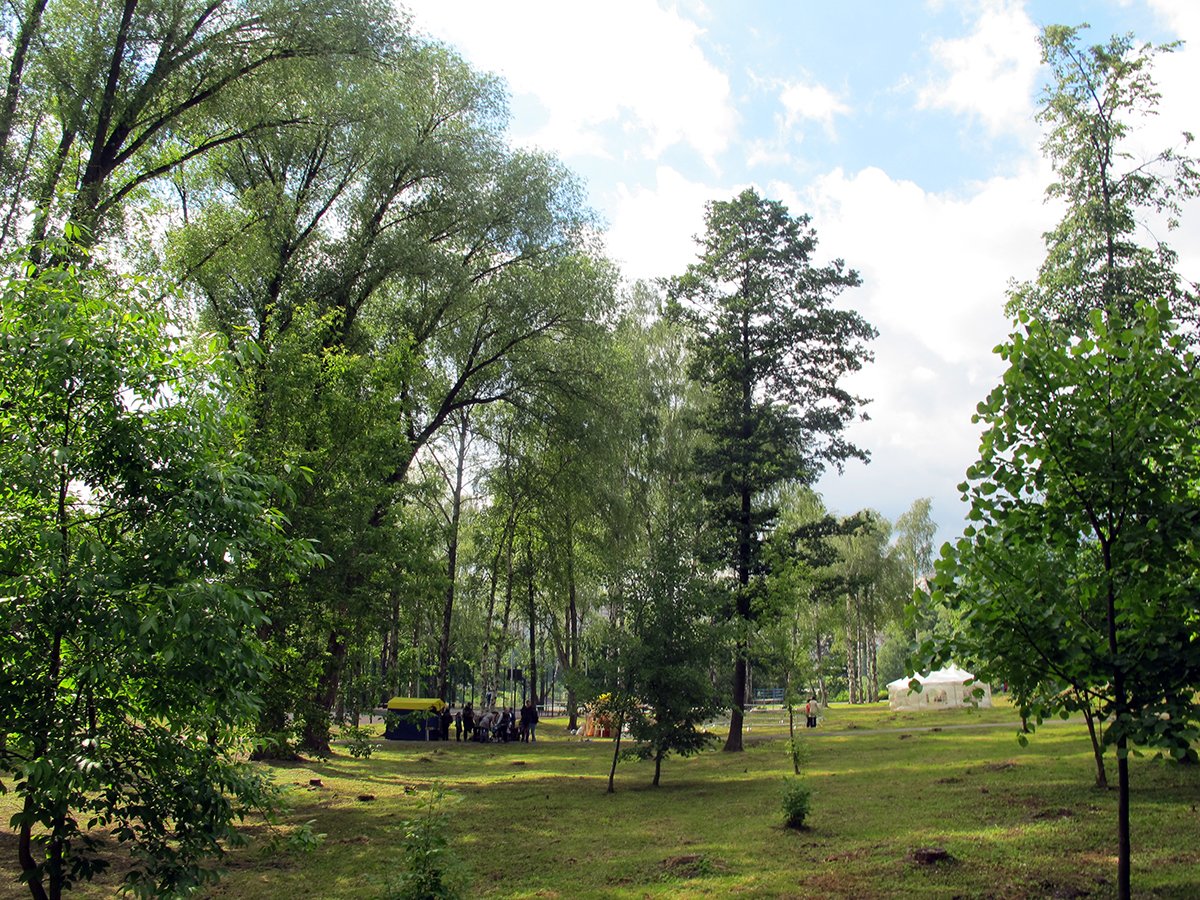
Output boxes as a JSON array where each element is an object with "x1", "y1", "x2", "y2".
[{"x1": 887, "y1": 665, "x2": 992, "y2": 711}]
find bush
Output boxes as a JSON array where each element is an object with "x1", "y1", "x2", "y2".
[
  {"x1": 384, "y1": 786, "x2": 462, "y2": 900},
  {"x1": 343, "y1": 724, "x2": 374, "y2": 759},
  {"x1": 782, "y1": 780, "x2": 812, "y2": 829}
]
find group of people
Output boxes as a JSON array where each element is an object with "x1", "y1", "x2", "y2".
[{"x1": 438, "y1": 699, "x2": 540, "y2": 743}]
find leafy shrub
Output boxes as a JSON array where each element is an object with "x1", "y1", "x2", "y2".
[
  {"x1": 782, "y1": 780, "x2": 812, "y2": 829},
  {"x1": 343, "y1": 724, "x2": 374, "y2": 759},
  {"x1": 384, "y1": 786, "x2": 462, "y2": 900}
]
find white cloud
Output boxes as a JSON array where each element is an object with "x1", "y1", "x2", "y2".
[
  {"x1": 603, "y1": 166, "x2": 732, "y2": 282},
  {"x1": 783, "y1": 160, "x2": 1057, "y2": 537},
  {"x1": 917, "y1": 0, "x2": 1041, "y2": 136},
  {"x1": 744, "y1": 138, "x2": 794, "y2": 170},
  {"x1": 399, "y1": 0, "x2": 737, "y2": 166},
  {"x1": 780, "y1": 80, "x2": 851, "y2": 134}
]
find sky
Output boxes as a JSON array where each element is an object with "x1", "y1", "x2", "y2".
[{"x1": 398, "y1": 0, "x2": 1200, "y2": 550}]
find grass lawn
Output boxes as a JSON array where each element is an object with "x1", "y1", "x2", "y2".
[{"x1": 2, "y1": 700, "x2": 1198, "y2": 898}]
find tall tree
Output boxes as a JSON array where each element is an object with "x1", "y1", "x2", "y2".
[
  {"x1": 587, "y1": 281, "x2": 720, "y2": 791},
  {"x1": 0, "y1": 0, "x2": 387, "y2": 251},
  {"x1": 921, "y1": 26, "x2": 1200, "y2": 900},
  {"x1": 925, "y1": 299, "x2": 1200, "y2": 900},
  {"x1": 894, "y1": 497, "x2": 937, "y2": 585},
  {"x1": 671, "y1": 188, "x2": 875, "y2": 751},
  {"x1": 165, "y1": 26, "x2": 616, "y2": 750},
  {"x1": 0, "y1": 245, "x2": 311, "y2": 898},
  {"x1": 1006, "y1": 26, "x2": 1198, "y2": 329},
  {"x1": 830, "y1": 511, "x2": 907, "y2": 703}
]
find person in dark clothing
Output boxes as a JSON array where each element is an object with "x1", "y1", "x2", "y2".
[
  {"x1": 440, "y1": 706, "x2": 453, "y2": 741},
  {"x1": 520, "y1": 700, "x2": 539, "y2": 743},
  {"x1": 454, "y1": 709, "x2": 462, "y2": 742},
  {"x1": 519, "y1": 701, "x2": 531, "y2": 742},
  {"x1": 462, "y1": 703, "x2": 474, "y2": 742},
  {"x1": 498, "y1": 707, "x2": 511, "y2": 742}
]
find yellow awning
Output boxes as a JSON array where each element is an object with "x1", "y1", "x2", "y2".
[{"x1": 387, "y1": 697, "x2": 447, "y2": 713}]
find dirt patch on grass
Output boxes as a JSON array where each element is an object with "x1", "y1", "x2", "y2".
[
  {"x1": 660, "y1": 853, "x2": 727, "y2": 879},
  {"x1": 1031, "y1": 878, "x2": 1091, "y2": 898},
  {"x1": 907, "y1": 846, "x2": 953, "y2": 865},
  {"x1": 823, "y1": 848, "x2": 870, "y2": 863},
  {"x1": 1030, "y1": 807, "x2": 1074, "y2": 820}
]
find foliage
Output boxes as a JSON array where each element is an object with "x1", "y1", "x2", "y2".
[
  {"x1": 921, "y1": 299, "x2": 1200, "y2": 756},
  {"x1": 894, "y1": 498, "x2": 937, "y2": 583},
  {"x1": 0, "y1": 244, "x2": 312, "y2": 897},
  {"x1": 920, "y1": 26, "x2": 1200, "y2": 900},
  {"x1": 1007, "y1": 25, "x2": 1200, "y2": 328},
  {"x1": 618, "y1": 557, "x2": 724, "y2": 787},
  {"x1": 385, "y1": 786, "x2": 463, "y2": 900},
  {"x1": 788, "y1": 735, "x2": 812, "y2": 776},
  {"x1": 0, "y1": 0, "x2": 390, "y2": 248},
  {"x1": 671, "y1": 187, "x2": 875, "y2": 750},
  {"x1": 342, "y1": 725, "x2": 375, "y2": 760},
  {"x1": 781, "y1": 779, "x2": 812, "y2": 829}
]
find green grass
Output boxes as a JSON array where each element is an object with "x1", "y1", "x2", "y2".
[{"x1": 2, "y1": 701, "x2": 1198, "y2": 898}]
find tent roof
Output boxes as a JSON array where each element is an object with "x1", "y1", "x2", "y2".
[
  {"x1": 387, "y1": 697, "x2": 447, "y2": 713},
  {"x1": 887, "y1": 665, "x2": 977, "y2": 691}
]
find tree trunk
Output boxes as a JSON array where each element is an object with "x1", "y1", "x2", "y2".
[
  {"x1": 815, "y1": 635, "x2": 828, "y2": 706},
  {"x1": 526, "y1": 542, "x2": 538, "y2": 707},
  {"x1": 653, "y1": 749, "x2": 664, "y2": 787},
  {"x1": 725, "y1": 656, "x2": 747, "y2": 752},
  {"x1": 0, "y1": 0, "x2": 49, "y2": 165},
  {"x1": 1082, "y1": 703, "x2": 1108, "y2": 789},
  {"x1": 1104, "y1": 551, "x2": 1130, "y2": 900},
  {"x1": 724, "y1": 488, "x2": 752, "y2": 752},
  {"x1": 301, "y1": 629, "x2": 345, "y2": 755},
  {"x1": 846, "y1": 596, "x2": 859, "y2": 705},
  {"x1": 724, "y1": 355, "x2": 753, "y2": 752},
  {"x1": 384, "y1": 593, "x2": 400, "y2": 697},
  {"x1": 491, "y1": 530, "x2": 517, "y2": 699},
  {"x1": 608, "y1": 710, "x2": 624, "y2": 794},
  {"x1": 18, "y1": 797, "x2": 47, "y2": 900},
  {"x1": 1117, "y1": 741, "x2": 1130, "y2": 900},
  {"x1": 436, "y1": 413, "x2": 470, "y2": 701},
  {"x1": 565, "y1": 518, "x2": 579, "y2": 729},
  {"x1": 786, "y1": 666, "x2": 799, "y2": 774},
  {"x1": 479, "y1": 509, "x2": 515, "y2": 707}
]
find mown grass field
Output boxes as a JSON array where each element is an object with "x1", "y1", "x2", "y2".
[{"x1": 2, "y1": 700, "x2": 1198, "y2": 898}]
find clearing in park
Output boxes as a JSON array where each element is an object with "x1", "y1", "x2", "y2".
[{"x1": 3, "y1": 700, "x2": 1197, "y2": 899}]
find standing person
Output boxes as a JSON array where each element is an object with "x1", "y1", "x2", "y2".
[
  {"x1": 508, "y1": 707, "x2": 520, "y2": 742},
  {"x1": 527, "y1": 701, "x2": 539, "y2": 743},
  {"x1": 519, "y1": 700, "x2": 533, "y2": 743},
  {"x1": 462, "y1": 703, "x2": 474, "y2": 742},
  {"x1": 498, "y1": 707, "x2": 511, "y2": 743},
  {"x1": 454, "y1": 708, "x2": 463, "y2": 742},
  {"x1": 440, "y1": 706, "x2": 453, "y2": 741}
]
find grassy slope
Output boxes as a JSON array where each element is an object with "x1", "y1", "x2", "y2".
[{"x1": 2, "y1": 701, "x2": 1197, "y2": 899}]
